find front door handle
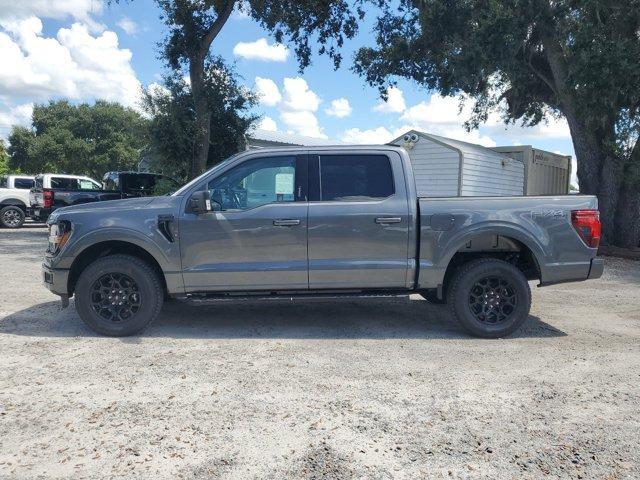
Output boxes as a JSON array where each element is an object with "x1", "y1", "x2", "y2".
[
  {"x1": 273, "y1": 219, "x2": 301, "y2": 226},
  {"x1": 375, "y1": 217, "x2": 402, "y2": 224}
]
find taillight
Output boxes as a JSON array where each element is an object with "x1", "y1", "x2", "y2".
[
  {"x1": 43, "y1": 189, "x2": 54, "y2": 208},
  {"x1": 571, "y1": 209, "x2": 601, "y2": 248}
]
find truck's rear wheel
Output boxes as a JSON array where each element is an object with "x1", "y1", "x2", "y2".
[
  {"x1": 75, "y1": 254, "x2": 163, "y2": 336},
  {"x1": 0, "y1": 206, "x2": 25, "y2": 228},
  {"x1": 447, "y1": 258, "x2": 531, "y2": 338}
]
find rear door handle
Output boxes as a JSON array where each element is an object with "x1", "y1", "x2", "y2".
[
  {"x1": 375, "y1": 217, "x2": 402, "y2": 224},
  {"x1": 273, "y1": 219, "x2": 301, "y2": 226}
]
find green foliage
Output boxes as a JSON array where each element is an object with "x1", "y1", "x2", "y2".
[
  {"x1": 141, "y1": 58, "x2": 258, "y2": 182},
  {"x1": 354, "y1": 0, "x2": 640, "y2": 146},
  {"x1": 159, "y1": 0, "x2": 367, "y2": 71},
  {"x1": 0, "y1": 140, "x2": 9, "y2": 175},
  {"x1": 7, "y1": 100, "x2": 149, "y2": 179}
]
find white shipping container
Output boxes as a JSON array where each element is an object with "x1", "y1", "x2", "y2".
[
  {"x1": 390, "y1": 130, "x2": 525, "y2": 197},
  {"x1": 492, "y1": 146, "x2": 572, "y2": 195}
]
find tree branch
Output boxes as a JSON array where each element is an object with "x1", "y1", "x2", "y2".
[{"x1": 200, "y1": 0, "x2": 236, "y2": 58}]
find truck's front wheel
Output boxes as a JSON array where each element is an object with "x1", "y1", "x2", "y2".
[
  {"x1": 75, "y1": 254, "x2": 164, "y2": 336},
  {"x1": 447, "y1": 258, "x2": 531, "y2": 338}
]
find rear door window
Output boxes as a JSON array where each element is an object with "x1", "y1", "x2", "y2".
[
  {"x1": 318, "y1": 154, "x2": 394, "y2": 201},
  {"x1": 50, "y1": 177, "x2": 101, "y2": 190},
  {"x1": 14, "y1": 178, "x2": 34, "y2": 189}
]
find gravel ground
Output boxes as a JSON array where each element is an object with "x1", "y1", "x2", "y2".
[{"x1": 0, "y1": 226, "x2": 639, "y2": 479}]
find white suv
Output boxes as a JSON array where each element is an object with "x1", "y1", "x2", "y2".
[{"x1": 0, "y1": 175, "x2": 35, "y2": 228}]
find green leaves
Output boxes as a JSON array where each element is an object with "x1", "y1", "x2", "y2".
[
  {"x1": 141, "y1": 58, "x2": 258, "y2": 182},
  {"x1": 7, "y1": 101, "x2": 149, "y2": 179}
]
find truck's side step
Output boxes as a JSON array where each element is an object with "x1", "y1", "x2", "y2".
[{"x1": 182, "y1": 290, "x2": 412, "y2": 304}]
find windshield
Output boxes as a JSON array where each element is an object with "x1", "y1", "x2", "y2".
[{"x1": 171, "y1": 153, "x2": 243, "y2": 196}]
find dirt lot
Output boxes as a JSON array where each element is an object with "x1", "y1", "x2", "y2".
[{"x1": 0, "y1": 226, "x2": 639, "y2": 479}]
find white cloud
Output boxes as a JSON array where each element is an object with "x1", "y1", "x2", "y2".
[
  {"x1": 0, "y1": 17, "x2": 141, "y2": 108},
  {"x1": 0, "y1": 102, "x2": 33, "y2": 139},
  {"x1": 233, "y1": 37, "x2": 288, "y2": 62},
  {"x1": 256, "y1": 116, "x2": 277, "y2": 131},
  {"x1": 0, "y1": 0, "x2": 104, "y2": 32},
  {"x1": 325, "y1": 97, "x2": 352, "y2": 118},
  {"x1": 254, "y1": 77, "x2": 281, "y2": 107},
  {"x1": 280, "y1": 110, "x2": 326, "y2": 139},
  {"x1": 341, "y1": 126, "x2": 394, "y2": 144},
  {"x1": 250, "y1": 76, "x2": 324, "y2": 138},
  {"x1": 116, "y1": 16, "x2": 137, "y2": 35},
  {"x1": 282, "y1": 77, "x2": 320, "y2": 112},
  {"x1": 373, "y1": 86, "x2": 406, "y2": 114}
]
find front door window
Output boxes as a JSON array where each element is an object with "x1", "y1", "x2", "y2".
[{"x1": 208, "y1": 156, "x2": 296, "y2": 211}]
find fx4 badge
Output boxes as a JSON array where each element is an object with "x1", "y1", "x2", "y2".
[{"x1": 531, "y1": 210, "x2": 566, "y2": 220}]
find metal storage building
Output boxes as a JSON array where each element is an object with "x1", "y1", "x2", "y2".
[
  {"x1": 390, "y1": 130, "x2": 525, "y2": 197},
  {"x1": 245, "y1": 129, "x2": 340, "y2": 149},
  {"x1": 491, "y1": 146, "x2": 572, "y2": 195}
]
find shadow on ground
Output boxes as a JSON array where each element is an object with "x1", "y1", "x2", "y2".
[{"x1": 0, "y1": 297, "x2": 566, "y2": 340}]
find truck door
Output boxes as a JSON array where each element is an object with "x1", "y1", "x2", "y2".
[
  {"x1": 179, "y1": 154, "x2": 309, "y2": 292},
  {"x1": 307, "y1": 151, "x2": 410, "y2": 289}
]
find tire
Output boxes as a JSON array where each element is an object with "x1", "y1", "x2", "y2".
[
  {"x1": 75, "y1": 254, "x2": 164, "y2": 336},
  {"x1": 422, "y1": 289, "x2": 447, "y2": 304},
  {"x1": 0, "y1": 206, "x2": 25, "y2": 228},
  {"x1": 447, "y1": 258, "x2": 531, "y2": 338}
]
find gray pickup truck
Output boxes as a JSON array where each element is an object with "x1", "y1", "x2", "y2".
[{"x1": 42, "y1": 146, "x2": 603, "y2": 338}]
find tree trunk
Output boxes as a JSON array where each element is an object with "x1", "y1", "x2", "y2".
[
  {"x1": 189, "y1": 57, "x2": 211, "y2": 179},
  {"x1": 562, "y1": 109, "x2": 618, "y2": 244},
  {"x1": 614, "y1": 143, "x2": 640, "y2": 248},
  {"x1": 186, "y1": 1, "x2": 235, "y2": 179}
]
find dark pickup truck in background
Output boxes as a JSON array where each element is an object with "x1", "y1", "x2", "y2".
[{"x1": 30, "y1": 172, "x2": 179, "y2": 221}]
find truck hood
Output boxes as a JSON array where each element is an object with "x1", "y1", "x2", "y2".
[{"x1": 48, "y1": 196, "x2": 173, "y2": 222}]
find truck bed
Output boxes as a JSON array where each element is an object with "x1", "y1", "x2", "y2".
[{"x1": 416, "y1": 195, "x2": 600, "y2": 289}]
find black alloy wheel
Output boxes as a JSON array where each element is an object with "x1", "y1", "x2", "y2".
[{"x1": 447, "y1": 258, "x2": 531, "y2": 338}]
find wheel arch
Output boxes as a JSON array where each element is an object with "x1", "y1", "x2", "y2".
[
  {"x1": 428, "y1": 225, "x2": 545, "y2": 300},
  {"x1": 0, "y1": 199, "x2": 27, "y2": 211},
  {"x1": 67, "y1": 240, "x2": 167, "y2": 297}
]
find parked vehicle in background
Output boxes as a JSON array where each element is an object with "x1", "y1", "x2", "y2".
[
  {"x1": 0, "y1": 175, "x2": 35, "y2": 228},
  {"x1": 102, "y1": 171, "x2": 180, "y2": 197},
  {"x1": 30, "y1": 174, "x2": 109, "y2": 222},
  {"x1": 30, "y1": 172, "x2": 180, "y2": 222},
  {"x1": 42, "y1": 146, "x2": 603, "y2": 338}
]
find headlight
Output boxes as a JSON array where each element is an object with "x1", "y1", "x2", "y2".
[{"x1": 48, "y1": 221, "x2": 72, "y2": 254}]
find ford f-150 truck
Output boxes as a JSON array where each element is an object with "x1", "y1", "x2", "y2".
[{"x1": 41, "y1": 146, "x2": 603, "y2": 338}]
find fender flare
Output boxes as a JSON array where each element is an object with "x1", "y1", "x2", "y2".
[
  {"x1": 430, "y1": 222, "x2": 549, "y2": 286},
  {"x1": 63, "y1": 227, "x2": 172, "y2": 272},
  {"x1": 0, "y1": 198, "x2": 27, "y2": 210}
]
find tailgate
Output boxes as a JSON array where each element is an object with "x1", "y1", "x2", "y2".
[{"x1": 30, "y1": 190, "x2": 43, "y2": 207}]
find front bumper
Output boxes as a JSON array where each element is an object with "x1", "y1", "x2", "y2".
[
  {"x1": 588, "y1": 257, "x2": 604, "y2": 279},
  {"x1": 42, "y1": 263, "x2": 70, "y2": 297}
]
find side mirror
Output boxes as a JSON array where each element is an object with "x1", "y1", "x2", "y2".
[{"x1": 189, "y1": 190, "x2": 213, "y2": 214}]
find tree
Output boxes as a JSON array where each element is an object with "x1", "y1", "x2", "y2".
[
  {"x1": 156, "y1": 0, "x2": 365, "y2": 178},
  {"x1": 353, "y1": 0, "x2": 640, "y2": 247},
  {"x1": 7, "y1": 100, "x2": 149, "y2": 179},
  {"x1": 0, "y1": 139, "x2": 10, "y2": 175},
  {"x1": 142, "y1": 59, "x2": 258, "y2": 182}
]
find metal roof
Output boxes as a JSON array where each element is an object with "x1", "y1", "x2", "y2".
[
  {"x1": 247, "y1": 128, "x2": 343, "y2": 147},
  {"x1": 391, "y1": 129, "x2": 511, "y2": 160}
]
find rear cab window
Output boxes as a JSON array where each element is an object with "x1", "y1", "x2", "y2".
[{"x1": 316, "y1": 154, "x2": 395, "y2": 201}]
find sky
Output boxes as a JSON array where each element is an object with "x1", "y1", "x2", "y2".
[{"x1": 0, "y1": 0, "x2": 577, "y2": 182}]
